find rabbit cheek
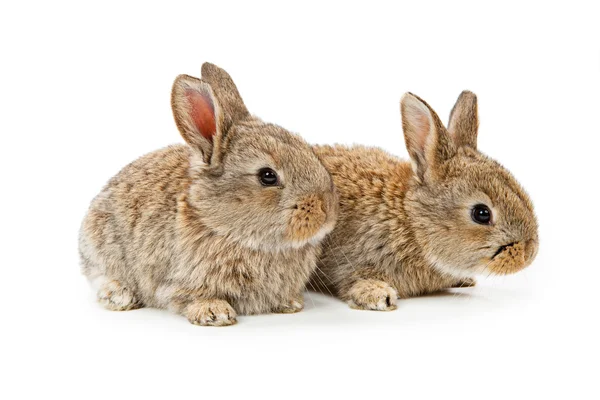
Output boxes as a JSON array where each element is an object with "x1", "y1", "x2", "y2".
[
  {"x1": 257, "y1": 188, "x2": 280, "y2": 203},
  {"x1": 487, "y1": 242, "x2": 528, "y2": 275},
  {"x1": 286, "y1": 195, "x2": 327, "y2": 243}
]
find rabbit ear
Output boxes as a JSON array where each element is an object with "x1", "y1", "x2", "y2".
[
  {"x1": 201, "y1": 63, "x2": 249, "y2": 133},
  {"x1": 171, "y1": 74, "x2": 223, "y2": 164},
  {"x1": 448, "y1": 90, "x2": 479, "y2": 149},
  {"x1": 401, "y1": 93, "x2": 455, "y2": 182}
]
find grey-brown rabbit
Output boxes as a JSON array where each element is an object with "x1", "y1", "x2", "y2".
[
  {"x1": 312, "y1": 91, "x2": 538, "y2": 310},
  {"x1": 79, "y1": 63, "x2": 338, "y2": 325}
]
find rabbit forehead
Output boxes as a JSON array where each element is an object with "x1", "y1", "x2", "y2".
[
  {"x1": 225, "y1": 123, "x2": 331, "y2": 185},
  {"x1": 436, "y1": 151, "x2": 538, "y2": 235},
  {"x1": 448, "y1": 151, "x2": 533, "y2": 208}
]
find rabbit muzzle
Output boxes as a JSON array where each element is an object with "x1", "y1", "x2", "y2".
[
  {"x1": 487, "y1": 239, "x2": 538, "y2": 275},
  {"x1": 285, "y1": 192, "x2": 337, "y2": 246}
]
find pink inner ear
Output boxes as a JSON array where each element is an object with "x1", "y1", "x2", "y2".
[{"x1": 185, "y1": 89, "x2": 216, "y2": 141}]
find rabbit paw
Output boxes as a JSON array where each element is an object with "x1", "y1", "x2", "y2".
[
  {"x1": 347, "y1": 279, "x2": 398, "y2": 311},
  {"x1": 185, "y1": 299, "x2": 237, "y2": 327},
  {"x1": 451, "y1": 278, "x2": 477, "y2": 288},
  {"x1": 97, "y1": 280, "x2": 142, "y2": 311},
  {"x1": 275, "y1": 296, "x2": 304, "y2": 314}
]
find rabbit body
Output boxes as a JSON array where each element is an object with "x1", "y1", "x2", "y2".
[
  {"x1": 80, "y1": 145, "x2": 319, "y2": 317},
  {"x1": 312, "y1": 144, "x2": 460, "y2": 309},
  {"x1": 312, "y1": 92, "x2": 538, "y2": 311},
  {"x1": 80, "y1": 63, "x2": 337, "y2": 325}
]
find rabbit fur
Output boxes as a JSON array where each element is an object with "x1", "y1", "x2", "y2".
[
  {"x1": 79, "y1": 63, "x2": 338, "y2": 325},
  {"x1": 312, "y1": 91, "x2": 538, "y2": 311}
]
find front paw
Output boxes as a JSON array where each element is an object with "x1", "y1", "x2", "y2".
[
  {"x1": 347, "y1": 279, "x2": 398, "y2": 311},
  {"x1": 185, "y1": 299, "x2": 237, "y2": 326},
  {"x1": 451, "y1": 278, "x2": 477, "y2": 288},
  {"x1": 275, "y1": 295, "x2": 304, "y2": 314}
]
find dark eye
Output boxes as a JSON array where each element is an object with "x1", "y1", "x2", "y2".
[
  {"x1": 258, "y1": 168, "x2": 279, "y2": 186},
  {"x1": 471, "y1": 204, "x2": 492, "y2": 225}
]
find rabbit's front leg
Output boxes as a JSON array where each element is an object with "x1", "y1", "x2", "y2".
[
  {"x1": 345, "y1": 279, "x2": 398, "y2": 311},
  {"x1": 183, "y1": 299, "x2": 237, "y2": 327},
  {"x1": 166, "y1": 289, "x2": 237, "y2": 326},
  {"x1": 450, "y1": 278, "x2": 477, "y2": 288}
]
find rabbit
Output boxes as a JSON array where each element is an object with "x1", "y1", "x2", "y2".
[
  {"x1": 311, "y1": 91, "x2": 538, "y2": 311},
  {"x1": 79, "y1": 63, "x2": 338, "y2": 325}
]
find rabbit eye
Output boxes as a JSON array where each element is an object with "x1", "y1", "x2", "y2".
[
  {"x1": 258, "y1": 168, "x2": 279, "y2": 186},
  {"x1": 471, "y1": 204, "x2": 492, "y2": 225}
]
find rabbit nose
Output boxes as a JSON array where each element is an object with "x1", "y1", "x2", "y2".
[
  {"x1": 287, "y1": 194, "x2": 327, "y2": 242},
  {"x1": 296, "y1": 197, "x2": 320, "y2": 213}
]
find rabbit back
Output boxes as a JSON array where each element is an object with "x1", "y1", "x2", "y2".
[{"x1": 79, "y1": 145, "x2": 193, "y2": 307}]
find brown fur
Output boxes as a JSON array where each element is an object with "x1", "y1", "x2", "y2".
[
  {"x1": 79, "y1": 63, "x2": 338, "y2": 325},
  {"x1": 312, "y1": 91, "x2": 538, "y2": 310}
]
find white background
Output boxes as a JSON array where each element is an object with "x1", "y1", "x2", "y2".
[{"x1": 1, "y1": 1, "x2": 599, "y2": 399}]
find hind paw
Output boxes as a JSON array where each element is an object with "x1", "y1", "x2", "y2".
[{"x1": 97, "y1": 280, "x2": 142, "y2": 311}]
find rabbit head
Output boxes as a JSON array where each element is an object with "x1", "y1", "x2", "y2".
[
  {"x1": 171, "y1": 63, "x2": 338, "y2": 251},
  {"x1": 401, "y1": 91, "x2": 538, "y2": 278}
]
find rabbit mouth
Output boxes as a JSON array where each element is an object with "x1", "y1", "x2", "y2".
[
  {"x1": 428, "y1": 240, "x2": 538, "y2": 278},
  {"x1": 287, "y1": 220, "x2": 336, "y2": 249},
  {"x1": 491, "y1": 242, "x2": 517, "y2": 259},
  {"x1": 487, "y1": 240, "x2": 537, "y2": 275},
  {"x1": 285, "y1": 194, "x2": 331, "y2": 245}
]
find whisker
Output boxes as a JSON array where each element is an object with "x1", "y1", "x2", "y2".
[
  {"x1": 304, "y1": 280, "x2": 318, "y2": 309},
  {"x1": 327, "y1": 235, "x2": 358, "y2": 274},
  {"x1": 323, "y1": 236, "x2": 346, "y2": 278},
  {"x1": 312, "y1": 264, "x2": 335, "y2": 298}
]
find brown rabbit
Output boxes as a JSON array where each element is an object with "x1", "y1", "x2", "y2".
[
  {"x1": 79, "y1": 63, "x2": 338, "y2": 325},
  {"x1": 312, "y1": 91, "x2": 538, "y2": 310}
]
